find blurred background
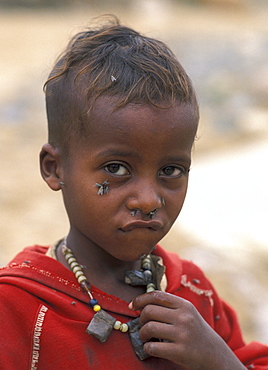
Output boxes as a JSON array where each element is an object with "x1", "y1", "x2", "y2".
[{"x1": 0, "y1": 0, "x2": 267, "y2": 344}]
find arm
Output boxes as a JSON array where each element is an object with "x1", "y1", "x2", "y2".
[{"x1": 130, "y1": 290, "x2": 246, "y2": 369}]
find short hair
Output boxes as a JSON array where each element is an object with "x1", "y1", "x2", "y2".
[{"x1": 44, "y1": 15, "x2": 198, "y2": 151}]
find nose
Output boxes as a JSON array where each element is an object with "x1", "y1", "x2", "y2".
[{"x1": 125, "y1": 182, "x2": 163, "y2": 215}]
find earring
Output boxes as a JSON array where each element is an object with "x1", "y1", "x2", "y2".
[
  {"x1": 59, "y1": 181, "x2": 65, "y2": 186},
  {"x1": 94, "y1": 180, "x2": 109, "y2": 195},
  {"x1": 161, "y1": 198, "x2": 165, "y2": 206}
]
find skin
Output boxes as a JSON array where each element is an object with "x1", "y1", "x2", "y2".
[
  {"x1": 129, "y1": 291, "x2": 245, "y2": 369},
  {"x1": 40, "y1": 96, "x2": 244, "y2": 369}
]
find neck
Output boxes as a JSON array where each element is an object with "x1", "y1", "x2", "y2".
[
  {"x1": 57, "y1": 230, "x2": 145, "y2": 301},
  {"x1": 63, "y1": 230, "x2": 141, "y2": 271}
]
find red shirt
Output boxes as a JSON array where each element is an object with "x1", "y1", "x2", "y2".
[{"x1": 0, "y1": 245, "x2": 267, "y2": 369}]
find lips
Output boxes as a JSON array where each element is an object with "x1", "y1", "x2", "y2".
[{"x1": 120, "y1": 220, "x2": 163, "y2": 232}]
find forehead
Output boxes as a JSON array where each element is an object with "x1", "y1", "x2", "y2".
[
  {"x1": 66, "y1": 97, "x2": 198, "y2": 165},
  {"x1": 82, "y1": 97, "x2": 198, "y2": 145}
]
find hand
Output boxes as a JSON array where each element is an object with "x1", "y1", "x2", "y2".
[{"x1": 129, "y1": 291, "x2": 245, "y2": 369}]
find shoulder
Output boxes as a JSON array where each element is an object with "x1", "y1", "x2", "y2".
[
  {"x1": 154, "y1": 244, "x2": 213, "y2": 292},
  {"x1": 177, "y1": 258, "x2": 216, "y2": 308},
  {"x1": 180, "y1": 258, "x2": 213, "y2": 287}
]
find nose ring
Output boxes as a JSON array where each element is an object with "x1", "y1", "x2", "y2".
[
  {"x1": 130, "y1": 208, "x2": 158, "y2": 219},
  {"x1": 148, "y1": 209, "x2": 158, "y2": 219},
  {"x1": 129, "y1": 198, "x2": 165, "y2": 218}
]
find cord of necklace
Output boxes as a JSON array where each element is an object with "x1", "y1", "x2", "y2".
[{"x1": 62, "y1": 245, "x2": 152, "y2": 333}]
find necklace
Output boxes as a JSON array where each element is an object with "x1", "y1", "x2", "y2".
[{"x1": 61, "y1": 243, "x2": 165, "y2": 360}]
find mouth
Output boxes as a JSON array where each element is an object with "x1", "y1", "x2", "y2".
[{"x1": 120, "y1": 220, "x2": 163, "y2": 232}]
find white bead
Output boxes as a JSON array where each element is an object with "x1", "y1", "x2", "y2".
[
  {"x1": 67, "y1": 257, "x2": 76, "y2": 265},
  {"x1": 77, "y1": 275, "x2": 87, "y2": 284},
  {"x1": 75, "y1": 270, "x2": 84, "y2": 278},
  {"x1": 113, "y1": 321, "x2": 121, "y2": 330},
  {"x1": 146, "y1": 283, "x2": 156, "y2": 292},
  {"x1": 143, "y1": 270, "x2": 152, "y2": 278},
  {"x1": 73, "y1": 265, "x2": 82, "y2": 274},
  {"x1": 120, "y1": 323, "x2": 128, "y2": 333},
  {"x1": 70, "y1": 261, "x2": 80, "y2": 269}
]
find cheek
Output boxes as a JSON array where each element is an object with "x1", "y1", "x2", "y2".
[
  {"x1": 62, "y1": 185, "x2": 91, "y2": 219},
  {"x1": 167, "y1": 186, "x2": 188, "y2": 216}
]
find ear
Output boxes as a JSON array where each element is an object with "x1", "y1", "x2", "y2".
[{"x1": 40, "y1": 143, "x2": 63, "y2": 191}]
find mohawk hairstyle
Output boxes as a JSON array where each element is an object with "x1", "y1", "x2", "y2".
[{"x1": 44, "y1": 15, "x2": 198, "y2": 151}]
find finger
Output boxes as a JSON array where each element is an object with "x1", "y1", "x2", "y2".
[
  {"x1": 139, "y1": 304, "x2": 177, "y2": 326},
  {"x1": 130, "y1": 290, "x2": 183, "y2": 311},
  {"x1": 139, "y1": 321, "x2": 177, "y2": 343},
  {"x1": 143, "y1": 341, "x2": 182, "y2": 364}
]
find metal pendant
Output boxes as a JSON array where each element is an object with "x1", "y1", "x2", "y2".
[
  {"x1": 125, "y1": 255, "x2": 165, "y2": 291},
  {"x1": 127, "y1": 318, "x2": 150, "y2": 361},
  {"x1": 86, "y1": 310, "x2": 116, "y2": 343},
  {"x1": 124, "y1": 269, "x2": 151, "y2": 286}
]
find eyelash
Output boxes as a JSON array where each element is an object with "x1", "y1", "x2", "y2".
[
  {"x1": 159, "y1": 165, "x2": 186, "y2": 178},
  {"x1": 103, "y1": 163, "x2": 130, "y2": 176},
  {"x1": 103, "y1": 163, "x2": 186, "y2": 178}
]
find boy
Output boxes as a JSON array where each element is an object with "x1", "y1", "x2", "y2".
[{"x1": 0, "y1": 16, "x2": 267, "y2": 369}]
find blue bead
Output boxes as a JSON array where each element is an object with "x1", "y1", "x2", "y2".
[{"x1": 89, "y1": 299, "x2": 98, "y2": 307}]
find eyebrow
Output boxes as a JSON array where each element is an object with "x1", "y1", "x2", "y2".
[
  {"x1": 96, "y1": 149, "x2": 191, "y2": 166},
  {"x1": 95, "y1": 148, "x2": 141, "y2": 159},
  {"x1": 162, "y1": 155, "x2": 192, "y2": 165}
]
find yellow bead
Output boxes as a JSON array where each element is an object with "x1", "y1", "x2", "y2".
[
  {"x1": 120, "y1": 323, "x2": 128, "y2": 333},
  {"x1": 93, "y1": 305, "x2": 101, "y2": 312},
  {"x1": 113, "y1": 321, "x2": 121, "y2": 330}
]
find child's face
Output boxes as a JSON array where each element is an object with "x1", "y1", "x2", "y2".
[{"x1": 60, "y1": 97, "x2": 198, "y2": 261}]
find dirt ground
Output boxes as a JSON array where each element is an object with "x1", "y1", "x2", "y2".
[{"x1": 0, "y1": 1, "x2": 267, "y2": 344}]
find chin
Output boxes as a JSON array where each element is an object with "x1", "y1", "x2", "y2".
[{"x1": 122, "y1": 247, "x2": 157, "y2": 262}]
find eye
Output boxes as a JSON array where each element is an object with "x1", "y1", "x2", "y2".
[
  {"x1": 159, "y1": 165, "x2": 185, "y2": 178},
  {"x1": 104, "y1": 163, "x2": 130, "y2": 176}
]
